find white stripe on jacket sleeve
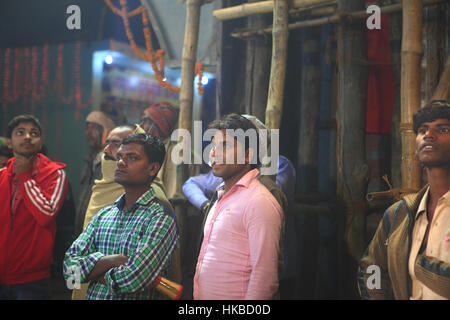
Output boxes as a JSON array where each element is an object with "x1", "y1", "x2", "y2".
[{"x1": 24, "y1": 169, "x2": 66, "y2": 216}]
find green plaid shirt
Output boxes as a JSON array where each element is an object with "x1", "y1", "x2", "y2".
[{"x1": 63, "y1": 187, "x2": 179, "y2": 300}]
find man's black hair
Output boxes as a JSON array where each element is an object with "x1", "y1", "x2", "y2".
[
  {"x1": 6, "y1": 114, "x2": 42, "y2": 138},
  {"x1": 208, "y1": 113, "x2": 260, "y2": 169},
  {"x1": 413, "y1": 100, "x2": 450, "y2": 134},
  {"x1": 121, "y1": 133, "x2": 166, "y2": 167}
]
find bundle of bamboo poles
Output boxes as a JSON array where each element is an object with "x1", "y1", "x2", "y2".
[{"x1": 230, "y1": 0, "x2": 445, "y2": 39}]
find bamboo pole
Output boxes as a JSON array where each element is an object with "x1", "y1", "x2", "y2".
[
  {"x1": 400, "y1": 0, "x2": 422, "y2": 191},
  {"x1": 265, "y1": 0, "x2": 289, "y2": 130},
  {"x1": 244, "y1": 0, "x2": 272, "y2": 122},
  {"x1": 178, "y1": 0, "x2": 202, "y2": 134},
  {"x1": 336, "y1": 0, "x2": 368, "y2": 264},
  {"x1": 231, "y1": 0, "x2": 444, "y2": 39},
  {"x1": 213, "y1": 0, "x2": 334, "y2": 21},
  {"x1": 297, "y1": 28, "x2": 322, "y2": 194},
  {"x1": 431, "y1": 54, "x2": 450, "y2": 100}
]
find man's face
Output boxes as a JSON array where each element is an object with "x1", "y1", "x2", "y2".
[
  {"x1": 209, "y1": 130, "x2": 250, "y2": 180},
  {"x1": 140, "y1": 116, "x2": 161, "y2": 138},
  {"x1": 415, "y1": 118, "x2": 450, "y2": 168},
  {"x1": 114, "y1": 143, "x2": 159, "y2": 187},
  {"x1": 86, "y1": 121, "x2": 103, "y2": 150},
  {"x1": 7, "y1": 121, "x2": 42, "y2": 158},
  {"x1": 103, "y1": 128, "x2": 133, "y2": 161}
]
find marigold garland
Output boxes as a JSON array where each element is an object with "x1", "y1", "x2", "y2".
[
  {"x1": 104, "y1": 0, "x2": 204, "y2": 94},
  {"x1": 1, "y1": 42, "x2": 91, "y2": 122}
]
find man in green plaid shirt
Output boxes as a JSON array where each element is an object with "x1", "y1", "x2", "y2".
[{"x1": 63, "y1": 133, "x2": 179, "y2": 300}]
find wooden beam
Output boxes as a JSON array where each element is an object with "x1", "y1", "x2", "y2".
[
  {"x1": 400, "y1": 0, "x2": 423, "y2": 191},
  {"x1": 231, "y1": 0, "x2": 445, "y2": 39},
  {"x1": 213, "y1": 0, "x2": 335, "y2": 21},
  {"x1": 244, "y1": 0, "x2": 272, "y2": 122},
  {"x1": 178, "y1": 0, "x2": 203, "y2": 134},
  {"x1": 297, "y1": 28, "x2": 322, "y2": 194},
  {"x1": 336, "y1": 0, "x2": 369, "y2": 262},
  {"x1": 265, "y1": 0, "x2": 289, "y2": 130}
]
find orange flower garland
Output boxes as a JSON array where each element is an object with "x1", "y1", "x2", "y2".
[{"x1": 104, "y1": 0, "x2": 204, "y2": 94}]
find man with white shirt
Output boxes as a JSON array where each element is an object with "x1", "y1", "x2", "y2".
[{"x1": 358, "y1": 100, "x2": 450, "y2": 300}]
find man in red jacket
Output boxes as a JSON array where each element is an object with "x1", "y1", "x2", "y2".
[{"x1": 0, "y1": 114, "x2": 68, "y2": 299}]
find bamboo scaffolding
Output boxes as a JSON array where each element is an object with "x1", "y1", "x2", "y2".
[
  {"x1": 265, "y1": 0, "x2": 289, "y2": 130},
  {"x1": 213, "y1": 0, "x2": 335, "y2": 21},
  {"x1": 178, "y1": 0, "x2": 203, "y2": 134},
  {"x1": 400, "y1": 0, "x2": 423, "y2": 191},
  {"x1": 431, "y1": 54, "x2": 450, "y2": 100},
  {"x1": 231, "y1": 0, "x2": 445, "y2": 39}
]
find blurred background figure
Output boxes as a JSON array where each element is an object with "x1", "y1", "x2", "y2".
[
  {"x1": 75, "y1": 111, "x2": 115, "y2": 238},
  {"x1": 0, "y1": 143, "x2": 13, "y2": 168}
]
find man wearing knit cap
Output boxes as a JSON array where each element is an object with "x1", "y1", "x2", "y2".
[
  {"x1": 75, "y1": 111, "x2": 115, "y2": 237},
  {"x1": 140, "y1": 102, "x2": 181, "y2": 199}
]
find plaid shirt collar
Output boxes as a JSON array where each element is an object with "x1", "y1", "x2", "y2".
[{"x1": 114, "y1": 187, "x2": 156, "y2": 212}]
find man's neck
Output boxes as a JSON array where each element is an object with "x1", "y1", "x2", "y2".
[
  {"x1": 427, "y1": 166, "x2": 450, "y2": 201},
  {"x1": 223, "y1": 166, "x2": 252, "y2": 194},
  {"x1": 122, "y1": 185, "x2": 150, "y2": 211},
  {"x1": 425, "y1": 166, "x2": 450, "y2": 223}
]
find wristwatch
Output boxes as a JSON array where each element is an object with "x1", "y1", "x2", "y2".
[{"x1": 200, "y1": 200, "x2": 211, "y2": 214}]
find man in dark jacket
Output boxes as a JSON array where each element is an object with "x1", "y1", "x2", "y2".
[
  {"x1": 0, "y1": 114, "x2": 68, "y2": 299},
  {"x1": 358, "y1": 100, "x2": 450, "y2": 300}
]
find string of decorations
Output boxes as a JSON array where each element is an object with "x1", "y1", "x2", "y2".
[
  {"x1": 0, "y1": 42, "x2": 91, "y2": 122},
  {"x1": 104, "y1": 0, "x2": 205, "y2": 94}
]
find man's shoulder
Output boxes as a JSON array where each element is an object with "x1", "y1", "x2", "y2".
[
  {"x1": 150, "y1": 197, "x2": 177, "y2": 222},
  {"x1": 38, "y1": 154, "x2": 67, "y2": 172}
]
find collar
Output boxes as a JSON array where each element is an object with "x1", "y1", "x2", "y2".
[
  {"x1": 217, "y1": 168, "x2": 259, "y2": 198},
  {"x1": 438, "y1": 189, "x2": 450, "y2": 205},
  {"x1": 113, "y1": 187, "x2": 156, "y2": 211},
  {"x1": 234, "y1": 168, "x2": 259, "y2": 188},
  {"x1": 415, "y1": 186, "x2": 430, "y2": 220}
]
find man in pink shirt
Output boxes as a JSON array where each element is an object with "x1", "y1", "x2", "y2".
[{"x1": 193, "y1": 114, "x2": 283, "y2": 300}]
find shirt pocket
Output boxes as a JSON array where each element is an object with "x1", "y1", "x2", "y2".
[{"x1": 120, "y1": 224, "x2": 146, "y2": 256}]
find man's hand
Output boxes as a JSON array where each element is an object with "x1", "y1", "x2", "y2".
[
  {"x1": 86, "y1": 254, "x2": 129, "y2": 284},
  {"x1": 106, "y1": 254, "x2": 129, "y2": 268},
  {"x1": 14, "y1": 154, "x2": 36, "y2": 175}
]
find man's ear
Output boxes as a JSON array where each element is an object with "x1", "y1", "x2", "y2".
[
  {"x1": 148, "y1": 162, "x2": 161, "y2": 178},
  {"x1": 6, "y1": 139, "x2": 11, "y2": 149}
]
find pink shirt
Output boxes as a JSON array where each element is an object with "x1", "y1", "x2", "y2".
[{"x1": 193, "y1": 169, "x2": 283, "y2": 300}]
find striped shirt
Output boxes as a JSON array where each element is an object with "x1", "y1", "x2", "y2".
[{"x1": 63, "y1": 187, "x2": 179, "y2": 300}]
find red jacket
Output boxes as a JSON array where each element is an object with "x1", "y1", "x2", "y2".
[{"x1": 0, "y1": 153, "x2": 68, "y2": 285}]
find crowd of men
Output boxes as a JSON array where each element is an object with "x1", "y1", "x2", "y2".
[{"x1": 0, "y1": 99, "x2": 448, "y2": 300}]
